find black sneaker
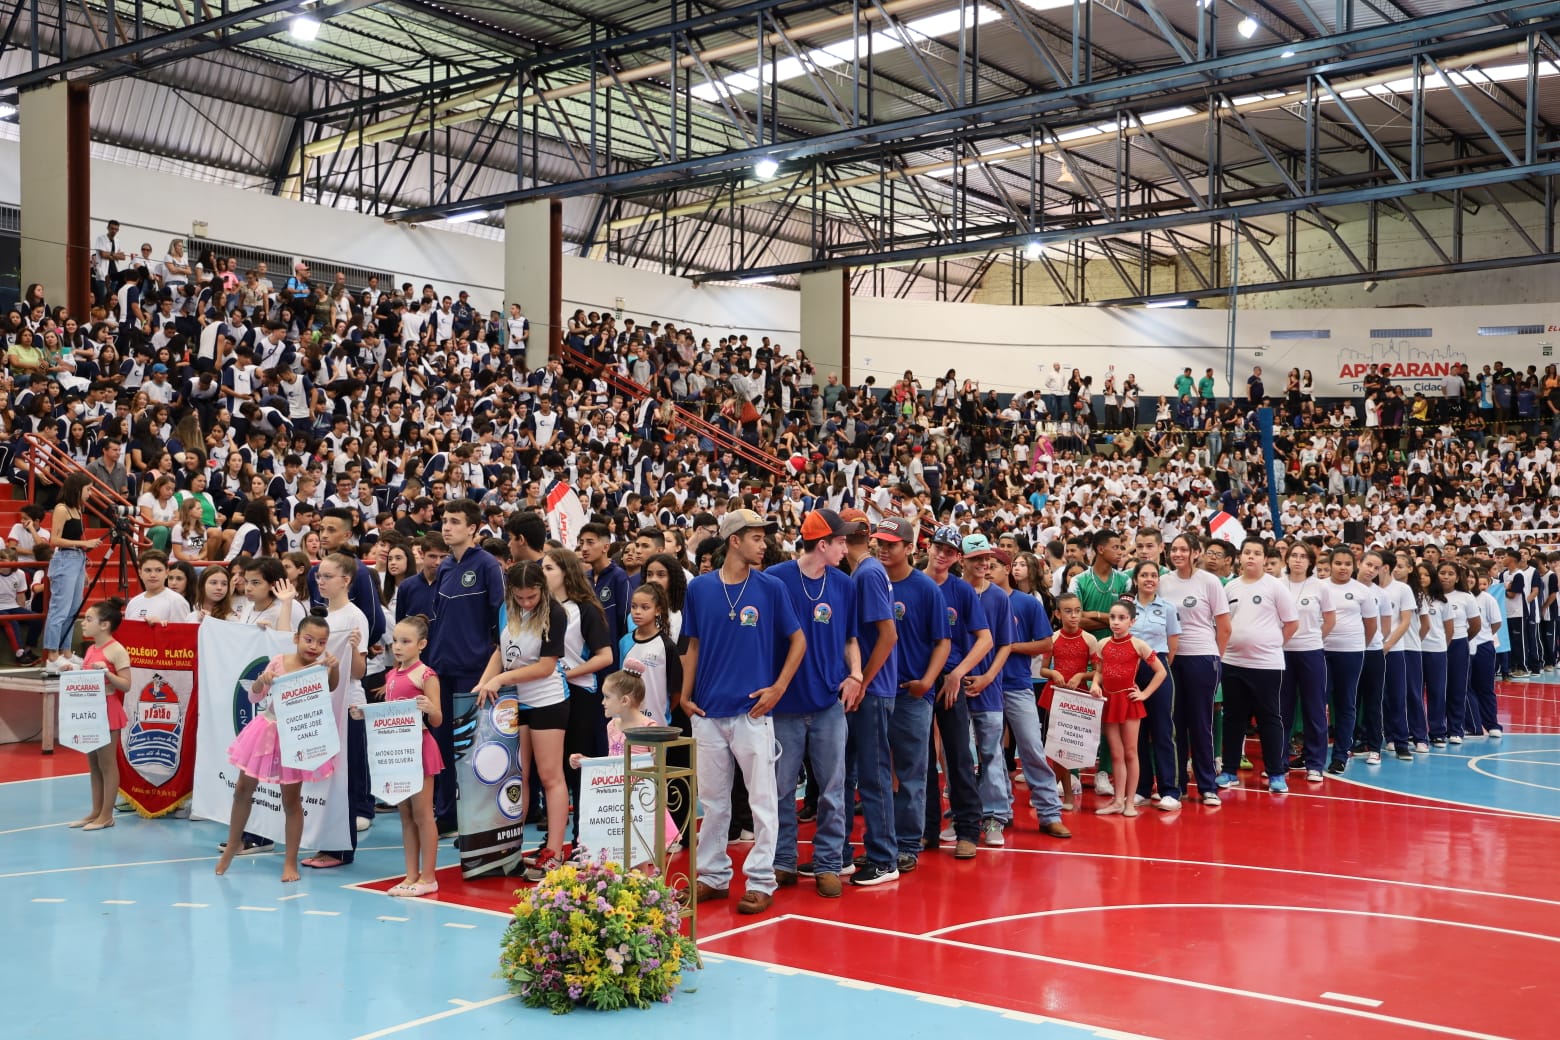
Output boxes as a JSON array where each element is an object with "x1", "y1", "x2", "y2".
[
  {"x1": 895, "y1": 852, "x2": 918, "y2": 873},
  {"x1": 850, "y1": 863, "x2": 900, "y2": 887},
  {"x1": 1288, "y1": 755, "x2": 1306, "y2": 771},
  {"x1": 852, "y1": 853, "x2": 870, "y2": 870},
  {"x1": 797, "y1": 804, "x2": 818, "y2": 823},
  {"x1": 216, "y1": 837, "x2": 273, "y2": 855},
  {"x1": 1326, "y1": 759, "x2": 1347, "y2": 775},
  {"x1": 1395, "y1": 746, "x2": 1414, "y2": 761}
]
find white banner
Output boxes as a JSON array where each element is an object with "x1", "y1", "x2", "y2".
[
  {"x1": 58, "y1": 670, "x2": 110, "y2": 753},
  {"x1": 271, "y1": 665, "x2": 339, "y2": 772},
  {"x1": 576, "y1": 753, "x2": 656, "y2": 865},
  {"x1": 191, "y1": 619, "x2": 352, "y2": 850},
  {"x1": 363, "y1": 700, "x2": 425, "y2": 806},
  {"x1": 1043, "y1": 686, "x2": 1105, "y2": 771}
]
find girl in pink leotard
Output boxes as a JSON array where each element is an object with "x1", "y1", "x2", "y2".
[
  {"x1": 379, "y1": 616, "x2": 443, "y2": 898},
  {"x1": 60, "y1": 598, "x2": 132, "y2": 831}
]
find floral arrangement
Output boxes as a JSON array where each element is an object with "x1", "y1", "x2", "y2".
[{"x1": 498, "y1": 858, "x2": 697, "y2": 1013}]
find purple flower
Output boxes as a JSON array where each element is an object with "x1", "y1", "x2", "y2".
[{"x1": 568, "y1": 985, "x2": 583, "y2": 1000}]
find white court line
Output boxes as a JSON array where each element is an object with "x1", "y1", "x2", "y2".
[
  {"x1": 172, "y1": 902, "x2": 208, "y2": 909},
  {"x1": 340, "y1": 877, "x2": 513, "y2": 919},
  {"x1": 276, "y1": 893, "x2": 308, "y2": 902},
  {"x1": 348, "y1": 993, "x2": 516, "y2": 1040},
  {"x1": 699, "y1": 949, "x2": 1157, "y2": 1040},
  {"x1": 1325, "y1": 772, "x2": 1560, "y2": 820},
  {"x1": 701, "y1": 915, "x2": 794, "y2": 943},
  {"x1": 376, "y1": 915, "x2": 408, "y2": 922},
  {"x1": 0, "y1": 821, "x2": 70, "y2": 835},
  {"x1": 30, "y1": 897, "x2": 65, "y2": 903},
  {"x1": 442, "y1": 922, "x2": 477, "y2": 930},
  {"x1": 447, "y1": 998, "x2": 473, "y2": 1008},
  {"x1": 0, "y1": 855, "x2": 217, "y2": 880},
  {"x1": 303, "y1": 910, "x2": 340, "y2": 917},
  {"x1": 1467, "y1": 750, "x2": 1560, "y2": 793},
  {"x1": 773, "y1": 916, "x2": 1519, "y2": 1040},
  {"x1": 957, "y1": 848, "x2": 1560, "y2": 910},
  {"x1": 0, "y1": 773, "x2": 78, "y2": 787},
  {"x1": 920, "y1": 903, "x2": 1560, "y2": 946},
  {"x1": 236, "y1": 905, "x2": 277, "y2": 913},
  {"x1": 101, "y1": 899, "x2": 135, "y2": 905},
  {"x1": 1324, "y1": 992, "x2": 1385, "y2": 1008}
]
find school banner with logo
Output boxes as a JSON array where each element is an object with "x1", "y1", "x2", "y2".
[
  {"x1": 451, "y1": 689, "x2": 526, "y2": 879},
  {"x1": 190, "y1": 618, "x2": 351, "y2": 851},
  {"x1": 116, "y1": 621, "x2": 199, "y2": 818},
  {"x1": 545, "y1": 482, "x2": 586, "y2": 549},
  {"x1": 576, "y1": 753, "x2": 657, "y2": 865},
  {"x1": 363, "y1": 700, "x2": 424, "y2": 806},
  {"x1": 1043, "y1": 686, "x2": 1105, "y2": 771},
  {"x1": 58, "y1": 669, "x2": 110, "y2": 753}
]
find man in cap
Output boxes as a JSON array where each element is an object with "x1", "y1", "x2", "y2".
[
  {"x1": 831, "y1": 508, "x2": 900, "y2": 886},
  {"x1": 876, "y1": 516, "x2": 950, "y2": 874},
  {"x1": 682, "y1": 509, "x2": 805, "y2": 915},
  {"x1": 920, "y1": 525, "x2": 991, "y2": 859},
  {"x1": 767, "y1": 510, "x2": 860, "y2": 898}
]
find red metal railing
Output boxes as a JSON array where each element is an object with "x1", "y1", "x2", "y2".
[
  {"x1": 21, "y1": 432, "x2": 151, "y2": 544},
  {"x1": 560, "y1": 346, "x2": 787, "y2": 478}
]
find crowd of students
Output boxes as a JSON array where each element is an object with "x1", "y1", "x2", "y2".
[{"x1": 8, "y1": 229, "x2": 1542, "y2": 911}]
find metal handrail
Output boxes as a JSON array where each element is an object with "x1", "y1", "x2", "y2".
[
  {"x1": 560, "y1": 347, "x2": 787, "y2": 478},
  {"x1": 19, "y1": 433, "x2": 151, "y2": 546}
]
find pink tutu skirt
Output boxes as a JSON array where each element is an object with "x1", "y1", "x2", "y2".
[{"x1": 227, "y1": 715, "x2": 337, "y2": 785}]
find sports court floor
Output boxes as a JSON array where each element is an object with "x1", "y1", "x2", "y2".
[{"x1": 4, "y1": 679, "x2": 1555, "y2": 1040}]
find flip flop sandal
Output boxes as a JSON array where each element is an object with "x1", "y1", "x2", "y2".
[{"x1": 301, "y1": 855, "x2": 345, "y2": 869}]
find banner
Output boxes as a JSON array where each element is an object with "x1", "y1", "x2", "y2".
[
  {"x1": 191, "y1": 618, "x2": 351, "y2": 850},
  {"x1": 363, "y1": 700, "x2": 425, "y2": 806},
  {"x1": 545, "y1": 482, "x2": 586, "y2": 549},
  {"x1": 116, "y1": 621, "x2": 199, "y2": 818},
  {"x1": 1043, "y1": 686, "x2": 1105, "y2": 771},
  {"x1": 58, "y1": 669, "x2": 110, "y2": 753},
  {"x1": 576, "y1": 753, "x2": 657, "y2": 866},
  {"x1": 1208, "y1": 510, "x2": 1248, "y2": 548},
  {"x1": 451, "y1": 689, "x2": 526, "y2": 879},
  {"x1": 271, "y1": 665, "x2": 339, "y2": 772}
]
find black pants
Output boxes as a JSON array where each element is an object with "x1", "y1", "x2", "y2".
[
  {"x1": 1220, "y1": 665, "x2": 1286, "y2": 779},
  {"x1": 320, "y1": 714, "x2": 367, "y2": 863}
]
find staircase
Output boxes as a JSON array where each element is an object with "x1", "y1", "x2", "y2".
[
  {"x1": 559, "y1": 346, "x2": 787, "y2": 479},
  {"x1": 2, "y1": 436, "x2": 150, "y2": 659}
]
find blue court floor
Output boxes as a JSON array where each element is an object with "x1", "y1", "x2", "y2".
[
  {"x1": 1328, "y1": 732, "x2": 1560, "y2": 819},
  {"x1": 0, "y1": 772, "x2": 1123, "y2": 1040}
]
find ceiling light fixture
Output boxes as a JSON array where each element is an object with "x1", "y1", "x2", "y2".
[
  {"x1": 1146, "y1": 298, "x2": 1193, "y2": 309},
  {"x1": 0, "y1": 103, "x2": 15, "y2": 120},
  {"x1": 1237, "y1": 15, "x2": 1259, "y2": 38},
  {"x1": 289, "y1": 13, "x2": 321, "y2": 41},
  {"x1": 445, "y1": 209, "x2": 492, "y2": 224},
  {"x1": 753, "y1": 157, "x2": 780, "y2": 180},
  {"x1": 1023, "y1": 241, "x2": 1044, "y2": 260}
]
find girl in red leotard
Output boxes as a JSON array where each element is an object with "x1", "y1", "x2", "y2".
[
  {"x1": 58, "y1": 598, "x2": 132, "y2": 831},
  {"x1": 1090, "y1": 601, "x2": 1166, "y2": 818},
  {"x1": 1039, "y1": 594, "x2": 1097, "y2": 811}
]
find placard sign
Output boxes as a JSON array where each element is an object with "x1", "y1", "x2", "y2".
[
  {"x1": 1042, "y1": 686, "x2": 1105, "y2": 771},
  {"x1": 363, "y1": 700, "x2": 425, "y2": 805},
  {"x1": 270, "y1": 665, "x2": 339, "y2": 771},
  {"x1": 576, "y1": 753, "x2": 656, "y2": 865},
  {"x1": 59, "y1": 669, "x2": 110, "y2": 753}
]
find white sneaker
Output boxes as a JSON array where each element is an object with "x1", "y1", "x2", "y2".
[
  {"x1": 1306, "y1": 770, "x2": 1325, "y2": 783},
  {"x1": 1093, "y1": 772, "x2": 1115, "y2": 797},
  {"x1": 1366, "y1": 751, "x2": 1381, "y2": 765},
  {"x1": 1488, "y1": 728, "x2": 1503, "y2": 738},
  {"x1": 938, "y1": 824, "x2": 956, "y2": 842},
  {"x1": 1156, "y1": 795, "x2": 1181, "y2": 811},
  {"x1": 355, "y1": 816, "x2": 372, "y2": 833},
  {"x1": 1132, "y1": 794, "x2": 1150, "y2": 807},
  {"x1": 981, "y1": 819, "x2": 1006, "y2": 847}
]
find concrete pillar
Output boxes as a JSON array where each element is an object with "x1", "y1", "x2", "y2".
[
  {"x1": 503, "y1": 198, "x2": 562, "y2": 371},
  {"x1": 19, "y1": 81, "x2": 91, "y2": 318},
  {"x1": 799, "y1": 268, "x2": 850, "y2": 385}
]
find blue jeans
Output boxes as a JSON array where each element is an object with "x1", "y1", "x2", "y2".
[
  {"x1": 842, "y1": 695, "x2": 896, "y2": 869},
  {"x1": 1324, "y1": 650, "x2": 1364, "y2": 766},
  {"x1": 1135, "y1": 654, "x2": 1175, "y2": 799},
  {"x1": 1171, "y1": 655, "x2": 1219, "y2": 796},
  {"x1": 1444, "y1": 640, "x2": 1471, "y2": 737},
  {"x1": 970, "y1": 708, "x2": 1009, "y2": 822},
  {"x1": 1281, "y1": 648, "x2": 1328, "y2": 771},
  {"x1": 42, "y1": 548, "x2": 87, "y2": 651},
  {"x1": 1003, "y1": 687, "x2": 1064, "y2": 824},
  {"x1": 773, "y1": 704, "x2": 848, "y2": 875},
  {"x1": 887, "y1": 693, "x2": 933, "y2": 858}
]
